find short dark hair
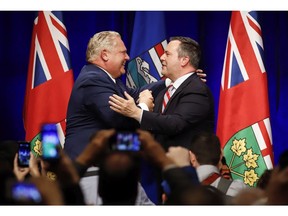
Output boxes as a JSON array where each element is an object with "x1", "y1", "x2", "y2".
[
  {"x1": 98, "y1": 151, "x2": 140, "y2": 205},
  {"x1": 188, "y1": 132, "x2": 221, "y2": 165},
  {"x1": 166, "y1": 184, "x2": 225, "y2": 205},
  {"x1": 170, "y1": 36, "x2": 201, "y2": 69}
]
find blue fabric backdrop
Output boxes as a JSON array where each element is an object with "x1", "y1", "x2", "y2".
[{"x1": 1, "y1": 11, "x2": 287, "y2": 166}]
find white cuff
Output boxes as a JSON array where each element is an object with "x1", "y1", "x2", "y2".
[
  {"x1": 138, "y1": 102, "x2": 149, "y2": 111},
  {"x1": 137, "y1": 103, "x2": 147, "y2": 123}
]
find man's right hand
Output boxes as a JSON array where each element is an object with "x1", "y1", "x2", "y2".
[
  {"x1": 196, "y1": 69, "x2": 207, "y2": 82},
  {"x1": 109, "y1": 92, "x2": 142, "y2": 121}
]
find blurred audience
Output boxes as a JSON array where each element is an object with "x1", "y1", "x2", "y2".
[
  {"x1": 231, "y1": 187, "x2": 267, "y2": 205},
  {"x1": 256, "y1": 169, "x2": 273, "y2": 190},
  {"x1": 187, "y1": 132, "x2": 248, "y2": 198},
  {"x1": 167, "y1": 184, "x2": 226, "y2": 205},
  {"x1": 219, "y1": 156, "x2": 232, "y2": 180},
  {"x1": 265, "y1": 149, "x2": 288, "y2": 205},
  {"x1": 0, "y1": 140, "x2": 18, "y2": 171},
  {"x1": 98, "y1": 151, "x2": 140, "y2": 205},
  {"x1": 1, "y1": 135, "x2": 288, "y2": 206},
  {"x1": 74, "y1": 129, "x2": 154, "y2": 205},
  {"x1": 165, "y1": 132, "x2": 248, "y2": 205},
  {"x1": 0, "y1": 139, "x2": 85, "y2": 205}
]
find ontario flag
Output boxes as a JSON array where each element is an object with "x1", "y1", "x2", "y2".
[
  {"x1": 126, "y1": 11, "x2": 167, "y2": 88},
  {"x1": 23, "y1": 11, "x2": 74, "y2": 156},
  {"x1": 217, "y1": 11, "x2": 274, "y2": 187}
]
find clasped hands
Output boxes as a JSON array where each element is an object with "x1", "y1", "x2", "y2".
[{"x1": 109, "y1": 89, "x2": 154, "y2": 121}]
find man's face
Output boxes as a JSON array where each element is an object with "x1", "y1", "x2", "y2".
[
  {"x1": 107, "y1": 37, "x2": 130, "y2": 79},
  {"x1": 160, "y1": 40, "x2": 181, "y2": 80}
]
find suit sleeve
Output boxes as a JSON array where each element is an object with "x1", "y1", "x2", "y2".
[{"x1": 83, "y1": 76, "x2": 139, "y2": 130}]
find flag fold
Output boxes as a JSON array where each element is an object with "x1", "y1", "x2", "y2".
[
  {"x1": 217, "y1": 11, "x2": 274, "y2": 187},
  {"x1": 23, "y1": 11, "x2": 74, "y2": 156}
]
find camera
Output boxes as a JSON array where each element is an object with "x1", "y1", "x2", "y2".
[
  {"x1": 6, "y1": 179, "x2": 42, "y2": 204},
  {"x1": 110, "y1": 131, "x2": 141, "y2": 151},
  {"x1": 17, "y1": 141, "x2": 31, "y2": 167},
  {"x1": 40, "y1": 123, "x2": 61, "y2": 161}
]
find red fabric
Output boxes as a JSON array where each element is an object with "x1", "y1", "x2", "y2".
[
  {"x1": 201, "y1": 172, "x2": 221, "y2": 185},
  {"x1": 23, "y1": 11, "x2": 74, "y2": 142}
]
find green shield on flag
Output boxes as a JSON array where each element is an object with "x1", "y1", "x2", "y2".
[
  {"x1": 30, "y1": 133, "x2": 42, "y2": 157},
  {"x1": 223, "y1": 126, "x2": 267, "y2": 187}
]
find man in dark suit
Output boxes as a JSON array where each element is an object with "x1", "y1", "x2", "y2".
[
  {"x1": 64, "y1": 31, "x2": 165, "y2": 161},
  {"x1": 64, "y1": 32, "x2": 207, "y2": 205},
  {"x1": 64, "y1": 31, "x2": 166, "y2": 205},
  {"x1": 109, "y1": 36, "x2": 215, "y2": 151},
  {"x1": 109, "y1": 36, "x2": 214, "y2": 203}
]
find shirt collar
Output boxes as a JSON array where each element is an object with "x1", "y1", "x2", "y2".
[
  {"x1": 172, "y1": 72, "x2": 194, "y2": 89},
  {"x1": 97, "y1": 65, "x2": 116, "y2": 83},
  {"x1": 196, "y1": 165, "x2": 220, "y2": 182}
]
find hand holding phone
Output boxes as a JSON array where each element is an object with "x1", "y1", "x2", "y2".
[
  {"x1": 17, "y1": 141, "x2": 31, "y2": 167},
  {"x1": 109, "y1": 131, "x2": 141, "y2": 151}
]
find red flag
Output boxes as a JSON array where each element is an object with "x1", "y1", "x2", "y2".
[
  {"x1": 216, "y1": 11, "x2": 274, "y2": 187},
  {"x1": 23, "y1": 11, "x2": 74, "y2": 156}
]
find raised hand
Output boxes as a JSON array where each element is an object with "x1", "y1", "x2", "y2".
[
  {"x1": 166, "y1": 146, "x2": 190, "y2": 167},
  {"x1": 109, "y1": 91, "x2": 142, "y2": 121},
  {"x1": 13, "y1": 153, "x2": 29, "y2": 181}
]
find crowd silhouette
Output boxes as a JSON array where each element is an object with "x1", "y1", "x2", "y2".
[{"x1": 1, "y1": 129, "x2": 288, "y2": 205}]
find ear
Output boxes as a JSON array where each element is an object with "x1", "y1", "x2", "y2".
[
  {"x1": 188, "y1": 150, "x2": 197, "y2": 167},
  {"x1": 101, "y1": 49, "x2": 109, "y2": 62},
  {"x1": 181, "y1": 56, "x2": 189, "y2": 67}
]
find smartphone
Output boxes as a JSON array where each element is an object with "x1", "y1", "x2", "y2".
[
  {"x1": 17, "y1": 141, "x2": 31, "y2": 167},
  {"x1": 6, "y1": 179, "x2": 42, "y2": 204},
  {"x1": 110, "y1": 131, "x2": 141, "y2": 151},
  {"x1": 41, "y1": 123, "x2": 60, "y2": 161}
]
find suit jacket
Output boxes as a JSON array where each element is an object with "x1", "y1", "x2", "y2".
[
  {"x1": 64, "y1": 64, "x2": 165, "y2": 160},
  {"x1": 141, "y1": 73, "x2": 215, "y2": 151}
]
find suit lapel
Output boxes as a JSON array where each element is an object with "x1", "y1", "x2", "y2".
[
  {"x1": 114, "y1": 79, "x2": 128, "y2": 97},
  {"x1": 155, "y1": 87, "x2": 166, "y2": 113},
  {"x1": 160, "y1": 73, "x2": 197, "y2": 113}
]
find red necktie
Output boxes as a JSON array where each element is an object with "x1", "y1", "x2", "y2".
[{"x1": 162, "y1": 84, "x2": 174, "y2": 113}]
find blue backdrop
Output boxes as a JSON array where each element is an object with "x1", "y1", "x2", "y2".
[{"x1": 0, "y1": 11, "x2": 287, "y2": 166}]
